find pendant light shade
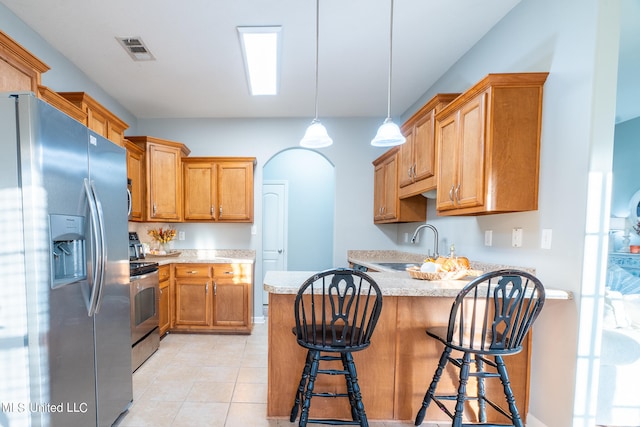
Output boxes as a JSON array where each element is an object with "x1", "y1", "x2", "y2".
[
  {"x1": 371, "y1": 118, "x2": 405, "y2": 147},
  {"x1": 371, "y1": 0, "x2": 406, "y2": 147},
  {"x1": 300, "y1": 0, "x2": 332, "y2": 148},
  {"x1": 300, "y1": 119, "x2": 333, "y2": 148}
]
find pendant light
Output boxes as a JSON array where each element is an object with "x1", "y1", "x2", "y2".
[
  {"x1": 371, "y1": 0, "x2": 406, "y2": 147},
  {"x1": 300, "y1": 0, "x2": 333, "y2": 148}
]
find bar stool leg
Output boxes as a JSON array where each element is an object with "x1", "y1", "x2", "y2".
[
  {"x1": 415, "y1": 346, "x2": 452, "y2": 426},
  {"x1": 344, "y1": 352, "x2": 368, "y2": 427},
  {"x1": 299, "y1": 350, "x2": 320, "y2": 427},
  {"x1": 475, "y1": 355, "x2": 487, "y2": 423},
  {"x1": 290, "y1": 350, "x2": 313, "y2": 422},
  {"x1": 341, "y1": 352, "x2": 360, "y2": 422},
  {"x1": 495, "y1": 355, "x2": 524, "y2": 427},
  {"x1": 453, "y1": 352, "x2": 472, "y2": 427}
]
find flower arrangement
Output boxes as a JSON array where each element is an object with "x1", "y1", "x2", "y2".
[{"x1": 147, "y1": 227, "x2": 177, "y2": 244}]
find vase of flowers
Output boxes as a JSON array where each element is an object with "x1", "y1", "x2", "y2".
[{"x1": 147, "y1": 227, "x2": 177, "y2": 255}]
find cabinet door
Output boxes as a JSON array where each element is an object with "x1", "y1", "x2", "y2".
[
  {"x1": 456, "y1": 93, "x2": 486, "y2": 209},
  {"x1": 412, "y1": 110, "x2": 436, "y2": 183},
  {"x1": 148, "y1": 143, "x2": 182, "y2": 220},
  {"x1": 213, "y1": 283, "x2": 247, "y2": 326},
  {"x1": 159, "y1": 279, "x2": 171, "y2": 336},
  {"x1": 398, "y1": 131, "x2": 415, "y2": 188},
  {"x1": 382, "y1": 156, "x2": 398, "y2": 220},
  {"x1": 184, "y1": 162, "x2": 216, "y2": 220},
  {"x1": 373, "y1": 162, "x2": 386, "y2": 221},
  {"x1": 87, "y1": 107, "x2": 108, "y2": 137},
  {"x1": 436, "y1": 112, "x2": 460, "y2": 211},
  {"x1": 174, "y1": 279, "x2": 211, "y2": 327},
  {"x1": 217, "y1": 162, "x2": 253, "y2": 222},
  {"x1": 126, "y1": 142, "x2": 145, "y2": 221}
]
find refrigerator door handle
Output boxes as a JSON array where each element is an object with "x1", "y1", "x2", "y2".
[
  {"x1": 84, "y1": 178, "x2": 103, "y2": 316},
  {"x1": 91, "y1": 180, "x2": 108, "y2": 314}
]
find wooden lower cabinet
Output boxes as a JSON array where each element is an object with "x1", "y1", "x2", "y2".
[
  {"x1": 170, "y1": 263, "x2": 253, "y2": 334},
  {"x1": 158, "y1": 265, "x2": 171, "y2": 336}
]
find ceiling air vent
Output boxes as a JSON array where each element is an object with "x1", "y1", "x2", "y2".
[{"x1": 116, "y1": 37, "x2": 155, "y2": 61}]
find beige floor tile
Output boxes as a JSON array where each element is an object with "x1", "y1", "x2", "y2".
[
  {"x1": 115, "y1": 399, "x2": 182, "y2": 427},
  {"x1": 226, "y1": 402, "x2": 275, "y2": 426},
  {"x1": 196, "y1": 365, "x2": 240, "y2": 383},
  {"x1": 231, "y1": 382, "x2": 268, "y2": 403},
  {"x1": 237, "y1": 366, "x2": 268, "y2": 383},
  {"x1": 186, "y1": 381, "x2": 235, "y2": 403},
  {"x1": 139, "y1": 379, "x2": 194, "y2": 402},
  {"x1": 171, "y1": 402, "x2": 229, "y2": 427}
]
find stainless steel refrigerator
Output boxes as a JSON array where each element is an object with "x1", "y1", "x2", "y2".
[{"x1": 0, "y1": 92, "x2": 132, "y2": 426}]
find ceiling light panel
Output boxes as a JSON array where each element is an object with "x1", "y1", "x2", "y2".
[{"x1": 237, "y1": 26, "x2": 282, "y2": 96}]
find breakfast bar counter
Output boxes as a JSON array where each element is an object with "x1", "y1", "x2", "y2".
[{"x1": 264, "y1": 269, "x2": 571, "y2": 422}]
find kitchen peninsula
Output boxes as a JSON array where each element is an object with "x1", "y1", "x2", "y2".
[{"x1": 264, "y1": 260, "x2": 571, "y2": 423}]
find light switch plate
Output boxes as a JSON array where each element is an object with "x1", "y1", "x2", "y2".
[
  {"x1": 512, "y1": 228, "x2": 523, "y2": 248},
  {"x1": 484, "y1": 230, "x2": 493, "y2": 246},
  {"x1": 541, "y1": 229, "x2": 552, "y2": 249},
  {"x1": 178, "y1": 231, "x2": 185, "y2": 241}
]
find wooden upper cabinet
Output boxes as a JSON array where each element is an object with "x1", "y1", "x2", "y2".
[
  {"x1": 373, "y1": 148, "x2": 426, "y2": 224},
  {"x1": 183, "y1": 157, "x2": 256, "y2": 223},
  {"x1": 0, "y1": 30, "x2": 50, "y2": 93},
  {"x1": 57, "y1": 92, "x2": 129, "y2": 147},
  {"x1": 435, "y1": 73, "x2": 548, "y2": 216},
  {"x1": 128, "y1": 136, "x2": 191, "y2": 222},
  {"x1": 124, "y1": 139, "x2": 145, "y2": 221},
  {"x1": 399, "y1": 94, "x2": 459, "y2": 198},
  {"x1": 37, "y1": 86, "x2": 87, "y2": 123}
]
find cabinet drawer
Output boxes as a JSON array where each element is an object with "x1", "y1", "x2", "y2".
[
  {"x1": 175, "y1": 265, "x2": 211, "y2": 278},
  {"x1": 158, "y1": 265, "x2": 171, "y2": 282},
  {"x1": 213, "y1": 263, "x2": 252, "y2": 283}
]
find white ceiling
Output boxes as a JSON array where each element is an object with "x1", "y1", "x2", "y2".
[
  {"x1": 3, "y1": 0, "x2": 638, "y2": 123},
  {"x1": 0, "y1": 0, "x2": 521, "y2": 120}
]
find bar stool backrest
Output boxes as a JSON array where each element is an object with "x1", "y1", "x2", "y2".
[
  {"x1": 445, "y1": 269, "x2": 545, "y2": 355},
  {"x1": 294, "y1": 268, "x2": 383, "y2": 352}
]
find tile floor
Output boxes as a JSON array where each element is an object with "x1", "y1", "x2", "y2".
[{"x1": 113, "y1": 321, "x2": 444, "y2": 427}]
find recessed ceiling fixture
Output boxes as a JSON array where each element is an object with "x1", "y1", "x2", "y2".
[
  {"x1": 116, "y1": 37, "x2": 155, "y2": 61},
  {"x1": 299, "y1": 0, "x2": 332, "y2": 149},
  {"x1": 371, "y1": 0, "x2": 406, "y2": 147},
  {"x1": 237, "y1": 26, "x2": 282, "y2": 96}
]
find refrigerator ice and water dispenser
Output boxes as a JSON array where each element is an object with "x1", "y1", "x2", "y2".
[{"x1": 50, "y1": 214, "x2": 86, "y2": 288}]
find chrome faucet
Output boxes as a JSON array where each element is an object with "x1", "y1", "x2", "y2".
[{"x1": 411, "y1": 224, "x2": 439, "y2": 258}]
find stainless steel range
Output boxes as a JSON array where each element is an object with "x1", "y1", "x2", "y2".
[{"x1": 129, "y1": 231, "x2": 160, "y2": 372}]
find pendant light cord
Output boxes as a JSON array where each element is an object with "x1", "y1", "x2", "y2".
[
  {"x1": 386, "y1": 0, "x2": 394, "y2": 119},
  {"x1": 313, "y1": 0, "x2": 320, "y2": 120}
]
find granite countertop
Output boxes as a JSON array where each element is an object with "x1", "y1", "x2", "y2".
[
  {"x1": 347, "y1": 250, "x2": 536, "y2": 275},
  {"x1": 262, "y1": 250, "x2": 571, "y2": 299},
  {"x1": 263, "y1": 270, "x2": 571, "y2": 299},
  {"x1": 144, "y1": 249, "x2": 255, "y2": 266}
]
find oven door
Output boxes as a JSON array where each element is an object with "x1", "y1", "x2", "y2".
[{"x1": 130, "y1": 270, "x2": 159, "y2": 345}]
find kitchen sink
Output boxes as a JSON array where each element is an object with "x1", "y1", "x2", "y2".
[{"x1": 375, "y1": 262, "x2": 420, "y2": 271}]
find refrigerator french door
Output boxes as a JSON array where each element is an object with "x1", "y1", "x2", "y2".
[{"x1": 0, "y1": 92, "x2": 132, "y2": 427}]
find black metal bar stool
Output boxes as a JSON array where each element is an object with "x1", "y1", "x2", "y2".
[
  {"x1": 289, "y1": 268, "x2": 383, "y2": 427},
  {"x1": 414, "y1": 269, "x2": 545, "y2": 427}
]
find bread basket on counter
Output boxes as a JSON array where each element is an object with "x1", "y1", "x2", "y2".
[{"x1": 406, "y1": 266, "x2": 483, "y2": 281}]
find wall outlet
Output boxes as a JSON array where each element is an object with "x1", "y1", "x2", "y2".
[
  {"x1": 541, "y1": 229, "x2": 552, "y2": 249},
  {"x1": 404, "y1": 233, "x2": 409, "y2": 243},
  {"x1": 484, "y1": 230, "x2": 493, "y2": 246},
  {"x1": 512, "y1": 228, "x2": 523, "y2": 248},
  {"x1": 178, "y1": 231, "x2": 185, "y2": 241}
]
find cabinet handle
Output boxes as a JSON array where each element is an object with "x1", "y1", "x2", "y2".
[
  {"x1": 210, "y1": 206, "x2": 214, "y2": 216},
  {"x1": 187, "y1": 270, "x2": 197, "y2": 274},
  {"x1": 219, "y1": 206, "x2": 223, "y2": 216},
  {"x1": 206, "y1": 283, "x2": 209, "y2": 293},
  {"x1": 153, "y1": 203, "x2": 157, "y2": 215},
  {"x1": 448, "y1": 185, "x2": 455, "y2": 203},
  {"x1": 214, "y1": 281, "x2": 217, "y2": 296},
  {"x1": 412, "y1": 163, "x2": 417, "y2": 178},
  {"x1": 407, "y1": 167, "x2": 412, "y2": 179},
  {"x1": 454, "y1": 184, "x2": 461, "y2": 204}
]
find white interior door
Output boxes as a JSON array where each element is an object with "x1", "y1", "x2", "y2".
[{"x1": 262, "y1": 181, "x2": 287, "y2": 305}]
